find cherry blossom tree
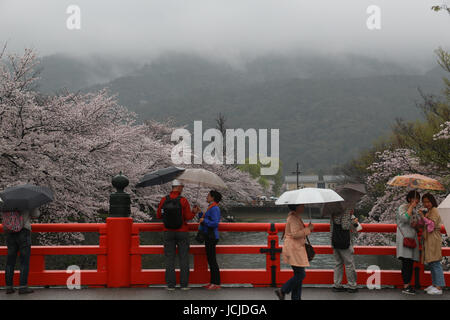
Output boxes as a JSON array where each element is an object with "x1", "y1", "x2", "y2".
[
  {"x1": 0, "y1": 48, "x2": 262, "y2": 245},
  {"x1": 356, "y1": 148, "x2": 448, "y2": 248},
  {"x1": 434, "y1": 121, "x2": 450, "y2": 141}
]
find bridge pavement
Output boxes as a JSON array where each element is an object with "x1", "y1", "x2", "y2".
[{"x1": 0, "y1": 286, "x2": 448, "y2": 300}]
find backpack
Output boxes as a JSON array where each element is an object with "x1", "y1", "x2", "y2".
[
  {"x1": 332, "y1": 222, "x2": 350, "y2": 250},
  {"x1": 2, "y1": 211, "x2": 24, "y2": 233},
  {"x1": 161, "y1": 196, "x2": 183, "y2": 229}
]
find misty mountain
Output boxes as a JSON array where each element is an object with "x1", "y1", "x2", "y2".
[
  {"x1": 36, "y1": 53, "x2": 445, "y2": 174},
  {"x1": 35, "y1": 54, "x2": 141, "y2": 94}
]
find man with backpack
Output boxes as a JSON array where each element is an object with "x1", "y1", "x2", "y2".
[
  {"x1": 3, "y1": 207, "x2": 40, "y2": 295},
  {"x1": 157, "y1": 180, "x2": 195, "y2": 290},
  {"x1": 330, "y1": 204, "x2": 359, "y2": 293}
]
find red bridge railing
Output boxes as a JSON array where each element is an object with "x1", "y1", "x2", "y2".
[{"x1": 0, "y1": 218, "x2": 448, "y2": 288}]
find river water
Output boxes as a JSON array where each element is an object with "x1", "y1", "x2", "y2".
[{"x1": 140, "y1": 211, "x2": 401, "y2": 271}]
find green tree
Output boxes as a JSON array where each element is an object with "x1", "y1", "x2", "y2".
[
  {"x1": 237, "y1": 157, "x2": 283, "y2": 196},
  {"x1": 340, "y1": 48, "x2": 450, "y2": 186}
]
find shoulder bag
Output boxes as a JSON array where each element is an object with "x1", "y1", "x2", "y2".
[{"x1": 398, "y1": 224, "x2": 417, "y2": 249}]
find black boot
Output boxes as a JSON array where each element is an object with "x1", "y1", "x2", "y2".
[
  {"x1": 6, "y1": 287, "x2": 15, "y2": 294},
  {"x1": 274, "y1": 288, "x2": 285, "y2": 300},
  {"x1": 18, "y1": 287, "x2": 34, "y2": 295}
]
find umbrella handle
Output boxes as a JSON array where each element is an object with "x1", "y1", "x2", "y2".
[
  {"x1": 193, "y1": 184, "x2": 200, "y2": 206},
  {"x1": 308, "y1": 206, "x2": 312, "y2": 223}
]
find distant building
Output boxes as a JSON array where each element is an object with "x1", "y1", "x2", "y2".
[{"x1": 284, "y1": 174, "x2": 347, "y2": 191}]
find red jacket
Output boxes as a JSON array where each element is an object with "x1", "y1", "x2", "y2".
[{"x1": 156, "y1": 191, "x2": 194, "y2": 232}]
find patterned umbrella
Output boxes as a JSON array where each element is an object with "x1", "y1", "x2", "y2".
[{"x1": 387, "y1": 174, "x2": 445, "y2": 191}]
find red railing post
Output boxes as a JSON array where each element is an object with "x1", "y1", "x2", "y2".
[
  {"x1": 97, "y1": 225, "x2": 107, "y2": 274},
  {"x1": 265, "y1": 223, "x2": 281, "y2": 287},
  {"x1": 414, "y1": 228, "x2": 425, "y2": 289},
  {"x1": 106, "y1": 217, "x2": 132, "y2": 287},
  {"x1": 130, "y1": 224, "x2": 144, "y2": 286}
]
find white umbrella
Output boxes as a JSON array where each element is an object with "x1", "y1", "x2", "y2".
[
  {"x1": 275, "y1": 188, "x2": 344, "y2": 205},
  {"x1": 177, "y1": 168, "x2": 227, "y2": 189},
  {"x1": 177, "y1": 168, "x2": 227, "y2": 205},
  {"x1": 438, "y1": 194, "x2": 450, "y2": 235}
]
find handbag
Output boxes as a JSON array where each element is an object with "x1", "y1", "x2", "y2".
[
  {"x1": 195, "y1": 229, "x2": 206, "y2": 243},
  {"x1": 195, "y1": 225, "x2": 216, "y2": 243},
  {"x1": 305, "y1": 236, "x2": 315, "y2": 261},
  {"x1": 398, "y1": 225, "x2": 417, "y2": 249}
]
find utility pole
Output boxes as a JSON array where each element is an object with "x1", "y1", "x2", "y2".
[{"x1": 291, "y1": 162, "x2": 301, "y2": 189}]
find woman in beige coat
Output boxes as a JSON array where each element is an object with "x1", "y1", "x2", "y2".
[
  {"x1": 275, "y1": 204, "x2": 314, "y2": 300},
  {"x1": 418, "y1": 193, "x2": 445, "y2": 295}
]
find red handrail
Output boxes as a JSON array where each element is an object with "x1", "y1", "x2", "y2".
[{"x1": 0, "y1": 219, "x2": 448, "y2": 288}]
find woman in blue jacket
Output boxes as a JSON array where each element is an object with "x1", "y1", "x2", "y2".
[{"x1": 194, "y1": 190, "x2": 222, "y2": 290}]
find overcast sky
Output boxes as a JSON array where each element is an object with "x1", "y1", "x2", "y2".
[{"x1": 1, "y1": 0, "x2": 450, "y2": 68}]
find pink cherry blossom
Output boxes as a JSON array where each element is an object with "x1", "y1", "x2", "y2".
[{"x1": 0, "y1": 48, "x2": 262, "y2": 245}]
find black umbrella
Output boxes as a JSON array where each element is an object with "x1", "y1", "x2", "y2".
[
  {"x1": 0, "y1": 184, "x2": 54, "y2": 211},
  {"x1": 135, "y1": 166, "x2": 185, "y2": 188},
  {"x1": 321, "y1": 184, "x2": 366, "y2": 217}
]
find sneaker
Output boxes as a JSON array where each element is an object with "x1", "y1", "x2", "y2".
[
  {"x1": 206, "y1": 284, "x2": 221, "y2": 290},
  {"x1": 166, "y1": 287, "x2": 176, "y2": 291},
  {"x1": 427, "y1": 287, "x2": 443, "y2": 295},
  {"x1": 202, "y1": 284, "x2": 212, "y2": 289},
  {"x1": 18, "y1": 288, "x2": 34, "y2": 295},
  {"x1": 181, "y1": 287, "x2": 191, "y2": 291},
  {"x1": 402, "y1": 286, "x2": 416, "y2": 295},
  {"x1": 274, "y1": 288, "x2": 285, "y2": 300},
  {"x1": 347, "y1": 288, "x2": 358, "y2": 293},
  {"x1": 332, "y1": 287, "x2": 347, "y2": 292},
  {"x1": 424, "y1": 285, "x2": 434, "y2": 292},
  {"x1": 5, "y1": 287, "x2": 15, "y2": 294}
]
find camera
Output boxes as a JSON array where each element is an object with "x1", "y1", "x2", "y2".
[{"x1": 352, "y1": 215, "x2": 363, "y2": 231}]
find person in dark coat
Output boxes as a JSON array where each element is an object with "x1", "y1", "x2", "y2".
[{"x1": 4, "y1": 207, "x2": 40, "y2": 294}]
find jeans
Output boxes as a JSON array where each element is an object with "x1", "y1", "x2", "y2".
[
  {"x1": 205, "y1": 238, "x2": 220, "y2": 285},
  {"x1": 399, "y1": 257, "x2": 414, "y2": 285},
  {"x1": 428, "y1": 261, "x2": 446, "y2": 288},
  {"x1": 5, "y1": 229, "x2": 31, "y2": 288},
  {"x1": 281, "y1": 266, "x2": 306, "y2": 300},
  {"x1": 163, "y1": 231, "x2": 190, "y2": 288}
]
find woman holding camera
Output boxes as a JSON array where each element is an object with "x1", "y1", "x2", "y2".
[
  {"x1": 396, "y1": 190, "x2": 420, "y2": 295},
  {"x1": 275, "y1": 204, "x2": 314, "y2": 300},
  {"x1": 418, "y1": 193, "x2": 445, "y2": 295}
]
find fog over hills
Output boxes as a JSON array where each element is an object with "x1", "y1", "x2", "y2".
[{"x1": 35, "y1": 52, "x2": 446, "y2": 174}]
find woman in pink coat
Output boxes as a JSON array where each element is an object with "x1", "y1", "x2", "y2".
[{"x1": 275, "y1": 204, "x2": 314, "y2": 300}]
